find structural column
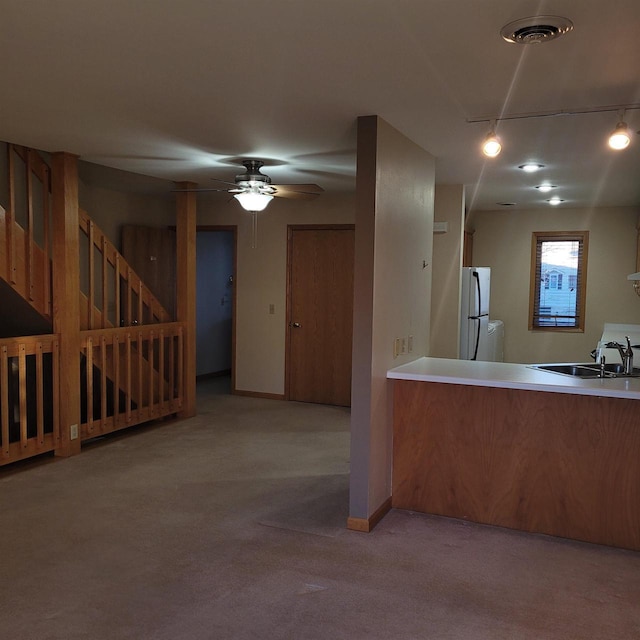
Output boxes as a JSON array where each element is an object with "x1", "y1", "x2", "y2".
[
  {"x1": 51, "y1": 152, "x2": 81, "y2": 456},
  {"x1": 175, "y1": 183, "x2": 197, "y2": 418}
]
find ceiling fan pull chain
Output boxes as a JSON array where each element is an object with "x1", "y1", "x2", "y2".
[{"x1": 251, "y1": 211, "x2": 258, "y2": 249}]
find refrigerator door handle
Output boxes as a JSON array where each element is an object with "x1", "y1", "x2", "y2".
[
  {"x1": 473, "y1": 270, "x2": 481, "y2": 318},
  {"x1": 471, "y1": 317, "x2": 480, "y2": 360}
]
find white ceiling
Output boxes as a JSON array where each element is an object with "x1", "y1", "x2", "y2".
[{"x1": 2, "y1": 0, "x2": 640, "y2": 212}]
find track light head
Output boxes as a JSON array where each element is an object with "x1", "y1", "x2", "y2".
[
  {"x1": 608, "y1": 120, "x2": 631, "y2": 150},
  {"x1": 482, "y1": 121, "x2": 502, "y2": 157}
]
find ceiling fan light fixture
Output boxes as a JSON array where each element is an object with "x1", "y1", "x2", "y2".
[
  {"x1": 234, "y1": 190, "x2": 274, "y2": 212},
  {"x1": 608, "y1": 121, "x2": 631, "y2": 150}
]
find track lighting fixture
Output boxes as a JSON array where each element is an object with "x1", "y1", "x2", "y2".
[
  {"x1": 470, "y1": 103, "x2": 639, "y2": 156},
  {"x1": 608, "y1": 111, "x2": 632, "y2": 150},
  {"x1": 482, "y1": 121, "x2": 501, "y2": 157}
]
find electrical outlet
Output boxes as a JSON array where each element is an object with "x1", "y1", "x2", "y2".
[
  {"x1": 401, "y1": 337, "x2": 407, "y2": 354},
  {"x1": 70, "y1": 424, "x2": 78, "y2": 440}
]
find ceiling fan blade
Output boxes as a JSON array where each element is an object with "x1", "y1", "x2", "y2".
[
  {"x1": 211, "y1": 177, "x2": 241, "y2": 188},
  {"x1": 272, "y1": 190, "x2": 322, "y2": 200},
  {"x1": 271, "y1": 183, "x2": 324, "y2": 193},
  {"x1": 270, "y1": 183, "x2": 324, "y2": 199},
  {"x1": 171, "y1": 187, "x2": 231, "y2": 193}
]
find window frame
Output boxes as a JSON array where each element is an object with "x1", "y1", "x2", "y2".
[{"x1": 528, "y1": 231, "x2": 589, "y2": 332}]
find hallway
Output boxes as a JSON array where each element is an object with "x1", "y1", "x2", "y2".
[{"x1": 0, "y1": 379, "x2": 638, "y2": 639}]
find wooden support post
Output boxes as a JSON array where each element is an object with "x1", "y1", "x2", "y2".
[
  {"x1": 175, "y1": 182, "x2": 197, "y2": 418},
  {"x1": 51, "y1": 152, "x2": 81, "y2": 457}
]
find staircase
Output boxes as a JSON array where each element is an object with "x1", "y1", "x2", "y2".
[{"x1": 0, "y1": 143, "x2": 184, "y2": 467}]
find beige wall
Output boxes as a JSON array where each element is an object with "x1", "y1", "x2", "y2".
[
  {"x1": 78, "y1": 182, "x2": 174, "y2": 249},
  {"x1": 471, "y1": 206, "x2": 640, "y2": 364},
  {"x1": 197, "y1": 192, "x2": 355, "y2": 395},
  {"x1": 430, "y1": 185, "x2": 465, "y2": 358},
  {"x1": 349, "y1": 116, "x2": 435, "y2": 521}
]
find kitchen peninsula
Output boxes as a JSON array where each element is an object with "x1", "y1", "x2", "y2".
[{"x1": 388, "y1": 357, "x2": 640, "y2": 551}]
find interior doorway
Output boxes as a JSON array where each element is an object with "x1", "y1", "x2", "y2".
[
  {"x1": 286, "y1": 225, "x2": 355, "y2": 406},
  {"x1": 196, "y1": 227, "x2": 236, "y2": 388}
]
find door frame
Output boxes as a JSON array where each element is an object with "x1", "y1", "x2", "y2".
[
  {"x1": 196, "y1": 225, "x2": 238, "y2": 392},
  {"x1": 285, "y1": 224, "x2": 355, "y2": 401}
]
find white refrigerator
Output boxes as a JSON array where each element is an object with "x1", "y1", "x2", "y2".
[{"x1": 460, "y1": 267, "x2": 491, "y2": 361}]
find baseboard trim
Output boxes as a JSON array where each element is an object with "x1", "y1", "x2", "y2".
[
  {"x1": 347, "y1": 497, "x2": 392, "y2": 533},
  {"x1": 232, "y1": 389, "x2": 286, "y2": 401}
]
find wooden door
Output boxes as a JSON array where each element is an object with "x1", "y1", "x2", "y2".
[
  {"x1": 287, "y1": 226, "x2": 355, "y2": 406},
  {"x1": 121, "y1": 225, "x2": 176, "y2": 319}
]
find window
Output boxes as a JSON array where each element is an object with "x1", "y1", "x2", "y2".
[{"x1": 529, "y1": 231, "x2": 588, "y2": 331}]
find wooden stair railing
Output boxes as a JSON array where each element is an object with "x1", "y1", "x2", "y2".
[
  {"x1": 0, "y1": 145, "x2": 52, "y2": 322},
  {"x1": 0, "y1": 143, "x2": 172, "y2": 331},
  {"x1": 78, "y1": 209, "x2": 172, "y2": 331},
  {"x1": 0, "y1": 334, "x2": 59, "y2": 466},
  {"x1": 80, "y1": 323, "x2": 184, "y2": 439},
  {"x1": 0, "y1": 143, "x2": 184, "y2": 465},
  {"x1": 77, "y1": 210, "x2": 177, "y2": 420}
]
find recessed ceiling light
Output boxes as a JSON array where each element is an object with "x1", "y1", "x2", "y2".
[
  {"x1": 547, "y1": 197, "x2": 564, "y2": 205},
  {"x1": 535, "y1": 184, "x2": 557, "y2": 192},
  {"x1": 519, "y1": 163, "x2": 545, "y2": 172}
]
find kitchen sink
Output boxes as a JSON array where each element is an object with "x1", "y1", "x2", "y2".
[{"x1": 530, "y1": 363, "x2": 640, "y2": 378}]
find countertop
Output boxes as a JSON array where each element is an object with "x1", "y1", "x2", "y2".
[{"x1": 387, "y1": 356, "x2": 640, "y2": 400}]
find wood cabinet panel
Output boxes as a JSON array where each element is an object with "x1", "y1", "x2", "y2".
[
  {"x1": 392, "y1": 380, "x2": 640, "y2": 550},
  {"x1": 121, "y1": 225, "x2": 176, "y2": 319}
]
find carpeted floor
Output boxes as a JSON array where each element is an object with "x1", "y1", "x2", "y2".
[{"x1": 0, "y1": 376, "x2": 638, "y2": 639}]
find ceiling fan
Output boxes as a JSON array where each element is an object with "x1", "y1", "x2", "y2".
[
  {"x1": 175, "y1": 159, "x2": 324, "y2": 247},
  {"x1": 176, "y1": 159, "x2": 324, "y2": 212}
]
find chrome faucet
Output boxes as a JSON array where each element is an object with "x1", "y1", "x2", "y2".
[{"x1": 604, "y1": 336, "x2": 634, "y2": 375}]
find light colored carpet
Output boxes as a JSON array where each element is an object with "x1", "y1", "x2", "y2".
[{"x1": 0, "y1": 376, "x2": 638, "y2": 639}]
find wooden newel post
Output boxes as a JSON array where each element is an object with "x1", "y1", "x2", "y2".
[
  {"x1": 51, "y1": 152, "x2": 81, "y2": 456},
  {"x1": 175, "y1": 182, "x2": 197, "y2": 418}
]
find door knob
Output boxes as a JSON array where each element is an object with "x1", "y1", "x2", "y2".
[{"x1": 291, "y1": 322, "x2": 301, "y2": 328}]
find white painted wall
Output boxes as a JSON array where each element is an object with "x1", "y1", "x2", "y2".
[
  {"x1": 349, "y1": 116, "x2": 435, "y2": 521},
  {"x1": 471, "y1": 206, "x2": 640, "y2": 364},
  {"x1": 430, "y1": 184, "x2": 465, "y2": 359},
  {"x1": 78, "y1": 182, "x2": 174, "y2": 248}
]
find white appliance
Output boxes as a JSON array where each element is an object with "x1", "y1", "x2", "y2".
[{"x1": 460, "y1": 267, "x2": 491, "y2": 361}]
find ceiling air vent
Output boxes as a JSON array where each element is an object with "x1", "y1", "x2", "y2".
[{"x1": 500, "y1": 16, "x2": 573, "y2": 44}]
